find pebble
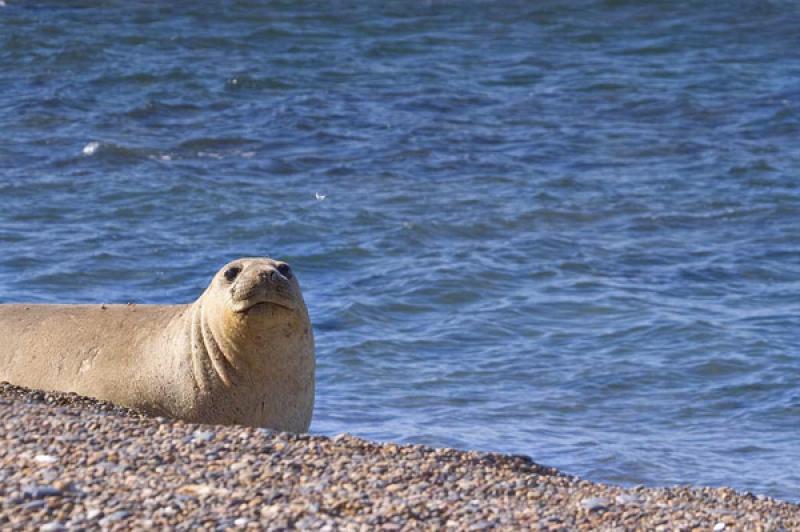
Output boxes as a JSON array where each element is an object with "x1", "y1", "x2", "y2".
[
  {"x1": 24, "y1": 485, "x2": 63, "y2": 499},
  {"x1": 39, "y1": 522, "x2": 66, "y2": 532},
  {"x1": 616, "y1": 493, "x2": 643, "y2": 505},
  {"x1": 0, "y1": 382, "x2": 798, "y2": 529},
  {"x1": 192, "y1": 430, "x2": 215, "y2": 442},
  {"x1": 581, "y1": 496, "x2": 611, "y2": 512},
  {"x1": 99, "y1": 510, "x2": 131, "y2": 526},
  {"x1": 21, "y1": 500, "x2": 46, "y2": 511},
  {"x1": 85, "y1": 508, "x2": 103, "y2": 520}
]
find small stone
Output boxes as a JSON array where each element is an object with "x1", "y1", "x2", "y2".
[
  {"x1": 616, "y1": 493, "x2": 643, "y2": 505},
  {"x1": 85, "y1": 508, "x2": 103, "y2": 520},
  {"x1": 234, "y1": 517, "x2": 248, "y2": 527},
  {"x1": 24, "y1": 486, "x2": 63, "y2": 499},
  {"x1": 99, "y1": 510, "x2": 131, "y2": 526},
  {"x1": 22, "y1": 500, "x2": 47, "y2": 511},
  {"x1": 581, "y1": 497, "x2": 611, "y2": 512},
  {"x1": 192, "y1": 430, "x2": 215, "y2": 442},
  {"x1": 332, "y1": 433, "x2": 350, "y2": 443},
  {"x1": 713, "y1": 524, "x2": 726, "y2": 532},
  {"x1": 39, "y1": 522, "x2": 66, "y2": 532},
  {"x1": 260, "y1": 504, "x2": 281, "y2": 519},
  {"x1": 177, "y1": 484, "x2": 228, "y2": 497}
]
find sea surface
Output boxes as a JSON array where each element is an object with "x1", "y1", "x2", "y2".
[{"x1": 1, "y1": 1, "x2": 799, "y2": 501}]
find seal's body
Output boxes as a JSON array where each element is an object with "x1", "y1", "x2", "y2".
[{"x1": 0, "y1": 258, "x2": 315, "y2": 432}]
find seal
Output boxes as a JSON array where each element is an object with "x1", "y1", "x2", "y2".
[{"x1": 0, "y1": 257, "x2": 315, "y2": 432}]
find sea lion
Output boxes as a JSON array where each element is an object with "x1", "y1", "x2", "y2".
[{"x1": 0, "y1": 257, "x2": 315, "y2": 432}]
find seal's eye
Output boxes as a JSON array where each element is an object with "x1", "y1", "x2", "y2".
[
  {"x1": 224, "y1": 266, "x2": 241, "y2": 282},
  {"x1": 277, "y1": 263, "x2": 292, "y2": 279}
]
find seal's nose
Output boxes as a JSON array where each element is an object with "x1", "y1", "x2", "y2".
[
  {"x1": 259, "y1": 262, "x2": 292, "y2": 282},
  {"x1": 256, "y1": 268, "x2": 275, "y2": 284},
  {"x1": 257, "y1": 266, "x2": 289, "y2": 285}
]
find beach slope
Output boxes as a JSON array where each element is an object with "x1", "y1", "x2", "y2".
[{"x1": 0, "y1": 383, "x2": 796, "y2": 530}]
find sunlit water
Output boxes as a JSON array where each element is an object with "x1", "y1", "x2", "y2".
[{"x1": 1, "y1": 1, "x2": 799, "y2": 501}]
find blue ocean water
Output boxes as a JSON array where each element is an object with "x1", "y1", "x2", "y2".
[{"x1": 1, "y1": 1, "x2": 799, "y2": 500}]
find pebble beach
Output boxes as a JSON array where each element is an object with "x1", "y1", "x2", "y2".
[{"x1": 0, "y1": 383, "x2": 797, "y2": 530}]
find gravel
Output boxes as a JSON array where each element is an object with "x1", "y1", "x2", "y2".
[{"x1": 0, "y1": 382, "x2": 797, "y2": 530}]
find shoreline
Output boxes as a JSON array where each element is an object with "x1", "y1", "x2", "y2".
[{"x1": 0, "y1": 383, "x2": 797, "y2": 530}]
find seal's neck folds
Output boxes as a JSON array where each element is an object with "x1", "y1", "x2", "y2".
[{"x1": 190, "y1": 301, "x2": 240, "y2": 390}]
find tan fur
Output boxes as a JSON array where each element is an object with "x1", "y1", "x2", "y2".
[{"x1": 0, "y1": 258, "x2": 315, "y2": 432}]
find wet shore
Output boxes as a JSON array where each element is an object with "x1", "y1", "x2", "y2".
[{"x1": 0, "y1": 383, "x2": 797, "y2": 530}]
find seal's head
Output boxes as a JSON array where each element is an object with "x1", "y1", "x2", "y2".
[
  {"x1": 194, "y1": 257, "x2": 315, "y2": 430},
  {"x1": 200, "y1": 257, "x2": 312, "y2": 365}
]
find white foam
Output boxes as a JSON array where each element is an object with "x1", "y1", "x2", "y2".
[{"x1": 82, "y1": 141, "x2": 100, "y2": 156}]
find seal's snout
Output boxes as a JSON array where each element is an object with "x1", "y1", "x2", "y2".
[
  {"x1": 255, "y1": 263, "x2": 293, "y2": 289},
  {"x1": 260, "y1": 265, "x2": 291, "y2": 284},
  {"x1": 224, "y1": 258, "x2": 298, "y2": 313}
]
